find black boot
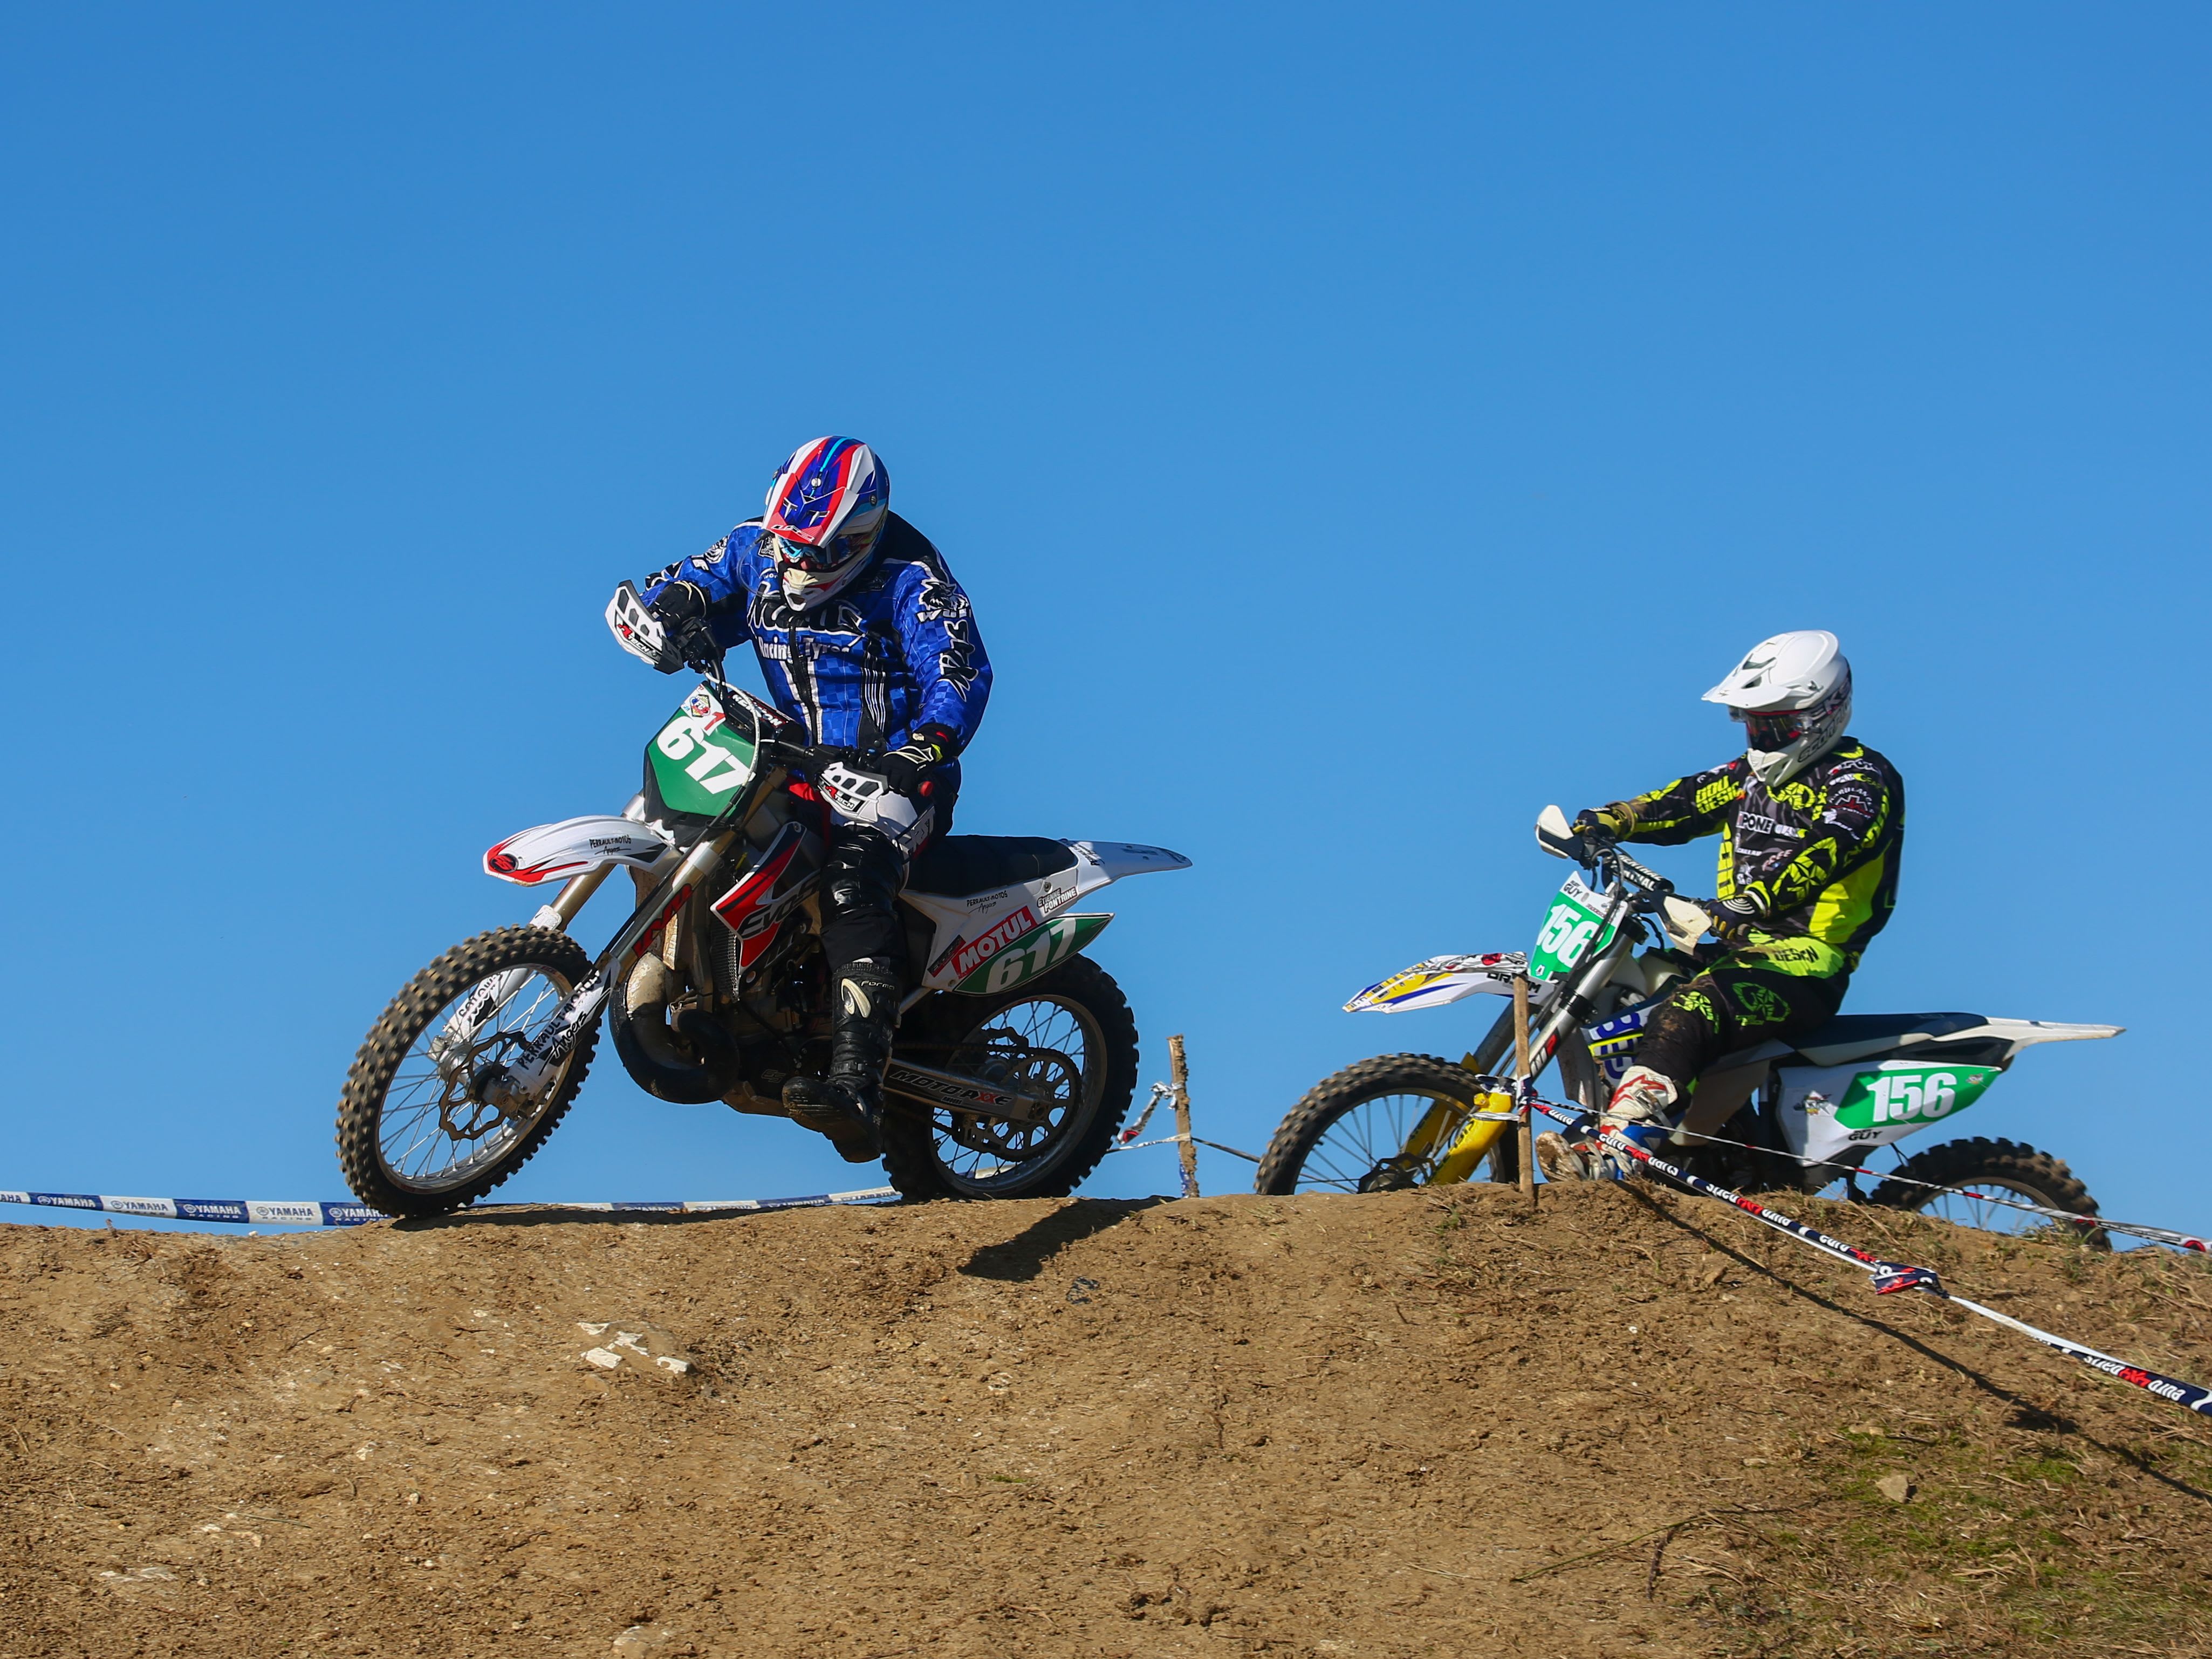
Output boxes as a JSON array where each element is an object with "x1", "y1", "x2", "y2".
[{"x1": 782, "y1": 965, "x2": 899, "y2": 1164}]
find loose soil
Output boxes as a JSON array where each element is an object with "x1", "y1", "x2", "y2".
[{"x1": 4, "y1": 1183, "x2": 2211, "y2": 1657}]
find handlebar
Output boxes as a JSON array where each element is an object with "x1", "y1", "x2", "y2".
[
  {"x1": 1608, "y1": 847, "x2": 1673, "y2": 903},
  {"x1": 756, "y1": 737, "x2": 860, "y2": 776},
  {"x1": 1588, "y1": 843, "x2": 1730, "y2": 951},
  {"x1": 1542, "y1": 807, "x2": 1716, "y2": 946},
  {"x1": 1570, "y1": 837, "x2": 1673, "y2": 907},
  {"x1": 686, "y1": 648, "x2": 864, "y2": 779}
]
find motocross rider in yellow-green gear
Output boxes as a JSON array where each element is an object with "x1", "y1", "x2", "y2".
[{"x1": 1536, "y1": 630, "x2": 1904, "y2": 1182}]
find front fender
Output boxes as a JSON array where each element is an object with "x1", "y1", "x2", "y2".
[{"x1": 485, "y1": 815, "x2": 674, "y2": 887}]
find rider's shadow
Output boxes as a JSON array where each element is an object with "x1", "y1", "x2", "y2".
[{"x1": 957, "y1": 1197, "x2": 1163, "y2": 1283}]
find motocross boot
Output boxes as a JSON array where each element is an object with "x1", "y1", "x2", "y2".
[
  {"x1": 1592, "y1": 1066, "x2": 1679, "y2": 1177},
  {"x1": 1535, "y1": 1066, "x2": 1679, "y2": 1182},
  {"x1": 782, "y1": 964, "x2": 901, "y2": 1164},
  {"x1": 1533, "y1": 1129, "x2": 1591, "y2": 1183}
]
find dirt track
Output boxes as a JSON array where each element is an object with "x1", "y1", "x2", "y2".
[{"x1": 4, "y1": 1183, "x2": 2210, "y2": 1657}]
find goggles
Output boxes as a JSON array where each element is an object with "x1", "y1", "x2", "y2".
[
  {"x1": 1734, "y1": 707, "x2": 1809, "y2": 750},
  {"x1": 766, "y1": 530, "x2": 867, "y2": 575}
]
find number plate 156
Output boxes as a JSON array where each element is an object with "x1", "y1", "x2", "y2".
[{"x1": 1528, "y1": 876, "x2": 1618, "y2": 983}]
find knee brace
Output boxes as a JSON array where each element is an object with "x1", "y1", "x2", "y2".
[{"x1": 819, "y1": 827, "x2": 908, "y2": 978}]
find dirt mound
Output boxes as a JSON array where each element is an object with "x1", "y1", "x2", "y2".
[{"x1": 4, "y1": 1182, "x2": 2210, "y2": 1657}]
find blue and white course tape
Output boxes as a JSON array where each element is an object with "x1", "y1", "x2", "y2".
[{"x1": 0, "y1": 1187, "x2": 898, "y2": 1228}]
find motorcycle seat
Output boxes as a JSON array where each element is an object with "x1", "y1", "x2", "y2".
[
  {"x1": 907, "y1": 835, "x2": 1078, "y2": 897},
  {"x1": 1706, "y1": 1010, "x2": 1991, "y2": 1075},
  {"x1": 1798, "y1": 1011, "x2": 1985, "y2": 1048}
]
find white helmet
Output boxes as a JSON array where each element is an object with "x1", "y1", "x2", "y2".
[{"x1": 1702, "y1": 630, "x2": 1853, "y2": 788}]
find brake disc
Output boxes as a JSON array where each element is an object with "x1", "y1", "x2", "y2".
[
  {"x1": 439, "y1": 1029, "x2": 527, "y2": 1143},
  {"x1": 1356, "y1": 1155, "x2": 1424, "y2": 1194}
]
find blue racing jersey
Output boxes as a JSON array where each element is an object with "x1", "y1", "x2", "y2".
[{"x1": 641, "y1": 512, "x2": 991, "y2": 755}]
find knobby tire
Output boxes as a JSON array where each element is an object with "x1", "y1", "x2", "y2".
[
  {"x1": 880, "y1": 954, "x2": 1139, "y2": 1202},
  {"x1": 336, "y1": 926, "x2": 599, "y2": 1218},
  {"x1": 1869, "y1": 1135, "x2": 2108, "y2": 1250},
  {"x1": 1254, "y1": 1053, "x2": 1491, "y2": 1196}
]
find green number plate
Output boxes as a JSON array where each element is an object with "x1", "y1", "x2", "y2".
[
  {"x1": 645, "y1": 687, "x2": 758, "y2": 816},
  {"x1": 951, "y1": 914, "x2": 1112, "y2": 995},
  {"x1": 1528, "y1": 875, "x2": 1618, "y2": 984},
  {"x1": 1831, "y1": 1064, "x2": 2000, "y2": 1132}
]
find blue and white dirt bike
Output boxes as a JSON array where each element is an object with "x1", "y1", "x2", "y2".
[
  {"x1": 338, "y1": 633, "x2": 1189, "y2": 1215},
  {"x1": 1255, "y1": 806, "x2": 2119, "y2": 1243}
]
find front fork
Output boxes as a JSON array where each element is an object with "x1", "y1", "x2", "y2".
[
  {"x1": 433, "y1": 862, "x2": 624, "y2": 1044},
  {"x1": 494, "y1": 827, "x2": 741, "y2": 1106},
  {"x1": 432, "y1": 862, "x2": 624, "y2": 1076},
  {"x1": 1413, "y1": 1077, "x2": 1520, "y2": 1185},
  {"x1": 1414, "y1": 938, "x2": 1636, "y2": 1185},
  {"x1": 434, "y1": 699, "x2": 789, "y2": 1106},
  {"x1": 535, "y1": 861, "x2": 617, "y2": 931}
]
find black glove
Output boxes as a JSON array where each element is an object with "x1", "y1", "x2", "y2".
[
  {"x1": 648, "y1": 581, "x2": 719, "y2": 669},
  {"x1": 649, "y1": 580, "x2": 707, "y2": 623},
  {"x1": 1571, "y1": 805, "x2": 1634, "y2": 850},
  {"x1": 874, "y1": 723, "x2": 958, "y2": 797},
  {"x1": 1707, "y1": 893, "x2": 1764, "y2": 947}
]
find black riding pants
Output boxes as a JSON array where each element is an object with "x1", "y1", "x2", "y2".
[
  {"x1": 818, "y1": 775, "x2": 957, "y2": 988},
  {"x1": 1632, "y1": 931, "x2": 1850, "y2": 1093}
]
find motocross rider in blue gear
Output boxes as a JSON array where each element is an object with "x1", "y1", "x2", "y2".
[{"x1": 610, "y1": 437, "x2": 992, "y2": 1161}]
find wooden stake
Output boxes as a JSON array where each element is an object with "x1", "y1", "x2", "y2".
[
  {"x1": 1512, "y1": 975, "x2": 1537, "y2": 1210},
  {"x1": 1168, "y1": 1034, "x2": 1201, "y2": 1199}
]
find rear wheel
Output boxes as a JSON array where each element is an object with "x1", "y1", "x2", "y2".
[
  {"x1": 1255, "y1": 1054, "x2": 1496, "y2": 1196},
  {"x1": 1869, "y1": 1136, "x2": 2108, "y2": 1249},
  {"x1": 880, "y1": 954, "x2": 1139, "y2": 1201},
  {"x1": 336, "y1": 927, "x2": 598, "y2": 1218}
]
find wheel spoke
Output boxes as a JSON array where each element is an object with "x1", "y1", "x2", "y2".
[
  {"x1": 373, "y1": 961, "x2": 575, "y2": 1194},
  {"x1": 1294, "y1": 1091, "x2": 1463, "y2": 1195},
  {"x1": 1921, "y1": 1182, "x2": 2047, "y2": 1237},
  {"x1": 925, "y1": 992, "x2": 1105, "y2": 1195}
]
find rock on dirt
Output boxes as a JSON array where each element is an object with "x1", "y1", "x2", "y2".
[{"x1": 1, "y1": 1182, "x2": 2208, "y2": 1656}]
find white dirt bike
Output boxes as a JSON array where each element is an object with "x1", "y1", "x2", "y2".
[
  {"x1": 336, "y1": 605, "x2": 1189, "y2": 1215},
  {"x1": 1255, "y1": 806, "x2": 2119, "y2": 1243}
]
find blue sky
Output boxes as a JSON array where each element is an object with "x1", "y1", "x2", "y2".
[{"x1": 2, "y1": 5, "x2": 2207, "y2": 1235}]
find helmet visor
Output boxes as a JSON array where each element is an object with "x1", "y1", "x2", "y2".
[
  {"x1": 766, "y1": 530, "x2": 867, "y2": 575},
  {"x1": 1735, "y1": 707, "x2": 1809, "y2": 750}
]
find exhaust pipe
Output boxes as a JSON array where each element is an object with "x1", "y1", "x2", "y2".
[{"x1": 607, "y1": 952, "x2": 745, "y2": 1105}]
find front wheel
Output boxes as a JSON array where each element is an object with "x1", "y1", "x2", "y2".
[
  {"x1": 1868, "y1": 1136, "x2": 2108, "y2": 1250},
  {"x1": 1254, "y1": 1054, "x2": 1496, "y2": 1196},
  {"x1": 336, "y1": 927, "x2": 598, "y2": 1218},
  {"x1": 880, "y1": 954, "x2": 1139, "y2": 1201}
]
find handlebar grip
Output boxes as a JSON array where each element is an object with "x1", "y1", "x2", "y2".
[{"x1": 1562, "y1": 832, "x2": 1610, "y2": 868}]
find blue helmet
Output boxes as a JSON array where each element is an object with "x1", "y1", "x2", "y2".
[{"x1": 762, "y1": 436, "x2": 891, "y2": 610}]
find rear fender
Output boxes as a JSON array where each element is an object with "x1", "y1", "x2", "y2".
[
  {"x1": 1068, "y1": 840, "x2": 1191, "y2": 896},
  {"x1": 903, "y1": 840, "x2": 1186, "y2": 995},
  {"x1": 485, "y1": 815, "x2": 675, "y2": 887},
  {"x1": 1940, "y1": 1018, "x2": 2125, "y2": 1059}
]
